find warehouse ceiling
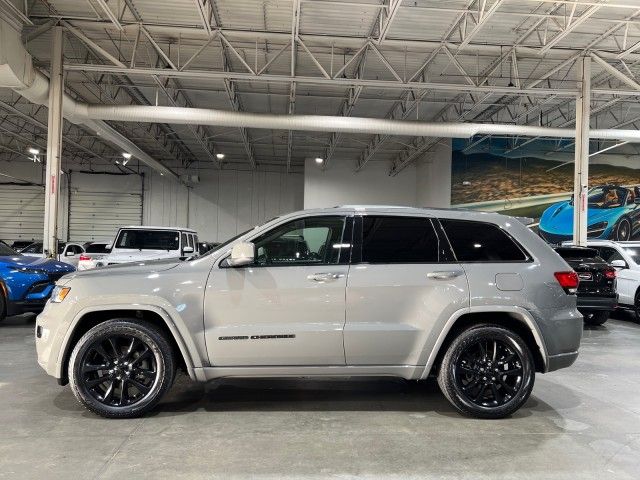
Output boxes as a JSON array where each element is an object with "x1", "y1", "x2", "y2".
[{"x1": 1, "y1": 0, "x2": 640, "y2": 176}]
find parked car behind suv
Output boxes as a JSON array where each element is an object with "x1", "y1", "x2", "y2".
[
  {"x1": 0, "y1": 241, "x2": 75, "y2": 321},
  {"x1": 554, "y1": 246, "x2": 617, "y2": 326},
  {"x1": 35, "y1": 207, "x2": 582, "y2": 419},
  {"x1": 77, "y1": 241, "x2": 111, "y2": 271},
  {"x1": 95, "y1": 226, "x2": 198, "y2": 267},
  {"x1": 21, "y1": 242, "x2": 85, "y2": 267}
]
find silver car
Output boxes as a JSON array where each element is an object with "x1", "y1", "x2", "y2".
[{"x1": 35, "y1": 206, "x2": 582, "y2": 419}]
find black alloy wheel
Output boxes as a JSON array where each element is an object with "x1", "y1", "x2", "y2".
[
  {"x1": 0, "y1": 292, "x2": 6, "y2": 322},
  {"x1": 452, "y1": 337, "x2": 524, "y2": 409},
  {"x1": 438, "y1": 325, "x2": 535, "y2": 419},
  {"x1": 69, "y1": 319, "x2": 175, "y2": 418},
  {"x1": 615, "y1": 218, "x2": 631, "y2": 241},
  {"x1": 79, "y1": 334, "x2": 158, "y2": 407},
  {"x1": 634, "y1": 291, "x2": 640, "y2": 323}
]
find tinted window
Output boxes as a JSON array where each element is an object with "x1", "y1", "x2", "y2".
[
  {"x1": 361, "y1": 216, "x2": 438, "y2": 263},
  {"x1": 0, "y1": 241, "x2": 17, "y2": 256},
  {"x1": 22, "y1": 243, "x2": 42, "y2": 254},
  {"x1": 598, "y1": 247, "x2": 625, "y2": 263},
  {"x1": 85, "y1": 243, "x2": 110, "y2": 254},
  {"x1": 441, "y1": 219, "x2": 528, "y2": 262},
  {"x1": 253, "y1": 216, "x2": 346, "y2": 266},
  {"x1": 115, "y1": 229, "x2": 179, "y2": 250}
]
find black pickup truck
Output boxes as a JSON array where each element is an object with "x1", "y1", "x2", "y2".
[{"x1": 554, "y1": 246, "x2": 617, "y2": 326}]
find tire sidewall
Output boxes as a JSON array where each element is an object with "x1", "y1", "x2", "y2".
[
  {"x1": 614, "y1": 217, "x2": 631, "y2": 241},
  {"x1": 68, "y1": 320, "x2": 173, "y2": 418},
  {"x1": 442, "y1": 326, "x2": 535, "y2": 418}
]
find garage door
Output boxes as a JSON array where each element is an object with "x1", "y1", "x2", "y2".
[
  {"x1": 68, "y1": 173, "x2": 143, "y2": 242},
  {"x1": 0, "y1": 184, "x2": 44, "y2": 243}
]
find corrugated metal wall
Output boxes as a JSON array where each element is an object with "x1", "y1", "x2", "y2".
[{"x1": 0, "y1": 184, "x2": 45, "y2": 243}]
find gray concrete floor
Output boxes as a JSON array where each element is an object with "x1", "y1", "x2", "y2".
[{"x1": 1, "y1": 315, "x2": 639, "y2": 480}]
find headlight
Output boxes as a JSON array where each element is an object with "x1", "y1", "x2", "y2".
[
  {"x1": 10, "y1": 267, "x2": 45, "y2": 275},
  {"x1": 50, "y1": 286, "x2": 71, "y2": 303}
]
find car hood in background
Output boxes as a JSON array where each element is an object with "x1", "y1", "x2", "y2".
[
  {"x1": 68, "y1": 257, "x2": 181, "y2": 279},
  {"x1": 539, "y1": 201, "x2": 624, "y2": 234},
  {"x1": 0, "y1": 255, "x2": 74, "y2": 273},
  {"x1": 102, "y1": 249, "x2": 181, "y2": 263}
]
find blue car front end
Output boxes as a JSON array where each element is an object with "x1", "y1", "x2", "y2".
[
  {"x1": 539, "y1": 200, "x2": 623, "y2": 243},
  {"x1": 1, "y1": 254, "x2": 75, "y2": 318}
]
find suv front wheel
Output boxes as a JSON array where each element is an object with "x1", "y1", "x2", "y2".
[
  {"x1": 68, "y1": 319, "x2": 175, "y2": 418},
  {"x1": 437, "y1": 325, "x2": 535, "y2": 419}
]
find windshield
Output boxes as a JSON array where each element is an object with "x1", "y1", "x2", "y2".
[
  {"x1": 623, "y1": 248, "x2": 640, "y2": 264},
  {"x1": 587, "y1": 186, "x2": 629, "y2": 209},
  {"x1": 115, "y1": 229, "x2": 180, "y2": 250},
  {"x1": 0, "y1": 241, "x2": 17, "y2": 256}
]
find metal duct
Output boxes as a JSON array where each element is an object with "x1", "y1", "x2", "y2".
[
  {"x1": 82, "y1": 104, "x2": 640, "y2": 144},
  {"x1": 0, "y1": 17, "x2": 177, "y2": 179}
]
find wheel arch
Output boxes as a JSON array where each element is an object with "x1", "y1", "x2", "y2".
[
  {"x1": 57, "y1": 305, "x2": 201, "y2": 385},
  {"x1": 420, "y1": 307, "x2": 548, "y2": 379}
]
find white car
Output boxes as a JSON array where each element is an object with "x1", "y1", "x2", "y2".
[
  {"x1": 77, "y1": 241, "x2": 111, "y2": 271},
  {"x1": 580, "y1": 240, "x2": 640, "y2": 320},
  {"x1": 21, "y1": 242, "x2": 85, "y2": 267},
  {"x1": 95, "y1": 226, "x2": 199, "y2": 267}
]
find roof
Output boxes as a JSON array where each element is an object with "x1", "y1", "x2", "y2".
[{"x1": 118, "y1": 226, "x2": 198, "y2": 233}]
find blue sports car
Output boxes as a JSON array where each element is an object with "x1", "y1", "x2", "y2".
[
  {"x1": 0, "y1": 241, "x2": 75, "y2": 322},
  {"x1": 539, "y1": 185, "x2": 640, "y2": 244}
]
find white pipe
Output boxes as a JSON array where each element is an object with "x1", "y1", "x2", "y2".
[
  {"x1": 0, "y1": 16, "x2": 177, "y2": 179},
  {"x1": 81, "y1": 104, "x2": 640, "y2": 144}
]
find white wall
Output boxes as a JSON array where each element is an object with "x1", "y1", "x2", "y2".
[
  {"x1": 144, "y1": 168, "x2": 304, "y2": 242},
  {"x1": 304, "y1": 139, "x2": 452, "y2": 209}
]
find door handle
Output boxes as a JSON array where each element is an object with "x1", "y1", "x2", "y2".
[
  {"x1": 427, "y1": 270, "x2": 464, "y2": 280},
  {"x1": 307, "y1": 272, "x2": 345, "y2": 282}
]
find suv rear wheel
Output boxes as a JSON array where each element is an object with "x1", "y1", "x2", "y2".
[
  {"x1": 437, "y1": 325, "x2": 535, "y2": 419},
  {"x1": 68, "y1": 319, "x2": 175, "y2": 418}
]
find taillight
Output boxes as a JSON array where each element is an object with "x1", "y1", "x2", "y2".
[
  {"x1": 554, "y1": 271, "x2": 579, "y2": 294},
  {"x1": 79, "y1": 255, "x2": 90, "y2": 261},
  {"x1": 604, "y1": 268, "x2": 616, "y2": 280}
]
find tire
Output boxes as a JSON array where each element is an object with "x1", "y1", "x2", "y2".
[
  {"x1": 68, "y1": 319, "x2": 175, "y2": 419},
  {"x1": 0, "y1": 293, "x2": 6, "y2": 322},
  {"x1": 437, "y1": 325, "x2": 535, "y2": 419},
  {"x1": 583, "y1": 311, "x2": 609, "y2": 326},
  {"x1": 613, "y1": 217, "x2": 631, "y2": 241},
  {"x1": 633, "y1": 290, "x2": 640, "y2": 323}
]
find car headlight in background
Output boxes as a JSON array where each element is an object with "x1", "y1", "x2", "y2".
[
  {"x1": 50, "y1": 286, "x2": 71, "y2": 303},
  {"x1": 10, "y1": 267, "x2": 46, "y2": 275},
  {"x1": 587, "y1": 221, "x2": 608, "y2": 237}
]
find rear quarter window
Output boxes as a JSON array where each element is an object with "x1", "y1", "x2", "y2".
[{"x1": 440, "y1": 219, "x2": 529, "y2": 262}]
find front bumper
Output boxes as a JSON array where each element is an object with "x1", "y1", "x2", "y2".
[
  {"x1": 6, "y1": 299, "x2": 47, "y2": 316},
  {"x1": 577, "y1": 294, "x2": 617, "y2": 311},
  {"x1": 35, "y1": 300, "x2": 75, "y2": 381}
]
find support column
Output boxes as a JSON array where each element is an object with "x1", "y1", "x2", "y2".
[
  {"x1": 43, "y1": 26, "x2": 64, "y2": 257},
  {"x1": 573, "y1": 56, "x2": 590, "y2": 246}
]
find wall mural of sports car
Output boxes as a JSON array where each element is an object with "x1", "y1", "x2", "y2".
[{"x1": 538, "y1": 185, "x2": 640, "y2": 244}]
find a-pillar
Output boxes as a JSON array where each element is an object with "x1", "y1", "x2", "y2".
[
  {"x1": 573, "y1": 56, "x2": 590, "y2": 246},
  {"x1": 43, "y1": 26, "x2": 64, "y2": 257}
]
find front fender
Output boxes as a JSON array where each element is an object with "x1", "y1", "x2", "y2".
[
  {"x1": 55, "y1": 296, "x2": 206, "y2": 382},
  {"x1": 418, "y1": 305, "x2": 549, "y2": 379}
]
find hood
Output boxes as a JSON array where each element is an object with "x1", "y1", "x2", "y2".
[
  {"x1": 67, "y1": 257, "x2": 180, "y2": 280},
  {"x1": 540, "y1": 201, "x2": 622, "y2": 234},
  {"x1": 0, "y1": 254, "x2": 75, "y2": 273}
]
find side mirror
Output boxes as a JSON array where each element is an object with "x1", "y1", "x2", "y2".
[
  {"x1": 227, "y1": 242, "x2": 255, "y2": 267},
  {"x1": 634, "y1": 197, "x2": 640, "y2": 204},
  {"x1": 611, "y1": 259, "x2": 627, "y2": 269},
  {"x1": 183, "y1": 246, "x2": 194, "y2": 254}
]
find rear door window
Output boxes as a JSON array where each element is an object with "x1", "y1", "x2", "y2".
[
  {"x1": 440, "y1": 219, "x2": 528, "y2": 262},
  {"x1": 360, "y1": 216, "x2": 439, "y2": 263}
]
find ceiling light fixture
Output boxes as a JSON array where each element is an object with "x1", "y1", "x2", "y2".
[
  {"x1": 122, "y1": 152, "x2": 132, "y2": 166},
  {"x1": 315, "y1": 157, "x2": 324, "y2": 164},
  {"x1": 216, "y1": 153, "x2": 225, "y2": 160},
  {"x1": 28, "y1": 148, "x2": 40, "y2": 155}
]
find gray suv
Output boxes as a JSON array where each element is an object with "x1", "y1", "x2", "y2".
[{"x1": 35, "y1": 206, "x2": 582, "y2": 419}]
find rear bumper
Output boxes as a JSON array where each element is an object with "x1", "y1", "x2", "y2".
[{"x1": 577, "y1": 294, "x2": 617, "y2": 311}]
